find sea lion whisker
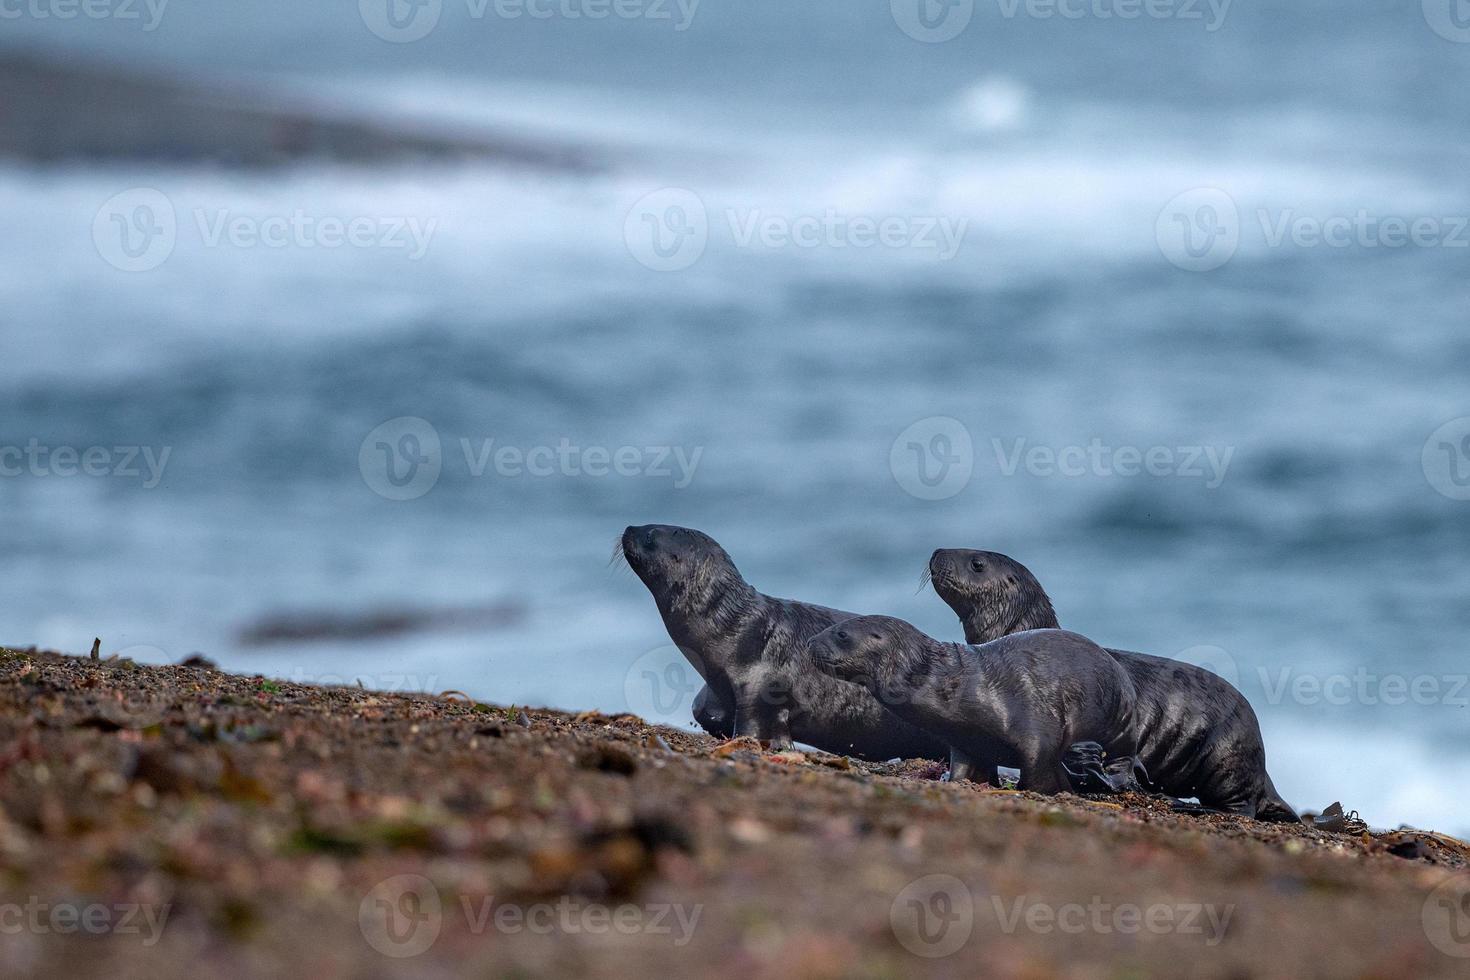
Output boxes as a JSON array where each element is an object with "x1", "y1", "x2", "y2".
[{"x1": 608, "y1": 537, "x2": 637, "y2": 579}]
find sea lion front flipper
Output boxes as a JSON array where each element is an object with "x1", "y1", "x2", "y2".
[
  {"x1": 944, "y1": 747, "x2": 1000, "y2": 785},
  {"x1": 1060, "y1": 742, "x2": 1148, "y2": 794},
  {"x1": 692, "y1": 684, "x2": 735, "y2": 739},
  {"x1": 1061, "y1": 741, "x2": 1116, "y2": 793},
  {"x1": 1016, "y1": 740, "x2": 1069, "y2": 795}
]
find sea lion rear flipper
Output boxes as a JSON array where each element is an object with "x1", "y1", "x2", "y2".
[{"x1": 1253, "y1": 774, "x2": 1299, "y2": 823}]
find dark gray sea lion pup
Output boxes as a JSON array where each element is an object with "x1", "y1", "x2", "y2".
[
  {"x1": 927, "y1": 549, "x2": 1298, "y2": 822},
  {"x1": 620, "y1": 525, "x2": 948, "y2": 762},
  {"x1": 807, "y1": 616, "x2": 1140, "y2": 794}
]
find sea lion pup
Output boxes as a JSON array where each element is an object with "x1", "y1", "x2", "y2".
[
  {"x1": 620, "y1": 525, "x2": 948, "y2": 762},
  {"x1": 807, "y1": 616, "x2": 1140, "y2": 795},
  {"x1": 927, "y1": 549, "x2": 1299, "y2": 822}
]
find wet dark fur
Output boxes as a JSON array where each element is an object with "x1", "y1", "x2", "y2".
[
  {"x1": 620, "y1": 525, "x2": 948, "y2": 761},
  {"x1": 808, "y1": 616, "x2": 1140, "y2": 795},
  {"x1": 928, "y1": 549, "x2": 1298, "y2": 822}
]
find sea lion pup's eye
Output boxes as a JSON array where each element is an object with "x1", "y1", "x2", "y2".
[
  {"x1": 970, "y1": 559, "x2": 985, "y2": 573},
  {"x1": 835, "y1": 629, "x2": 850, "y2": 642}
]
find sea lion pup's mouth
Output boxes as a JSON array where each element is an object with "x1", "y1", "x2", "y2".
[{"x1": 804, "y1": 626, "x2": 850, "y2": 678}]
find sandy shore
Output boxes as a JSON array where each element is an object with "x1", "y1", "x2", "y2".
[{"x1": 1, "y1": 644, "x2": 1467, "y2": 979}]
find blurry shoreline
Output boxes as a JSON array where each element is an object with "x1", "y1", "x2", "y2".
[
  {"x1": 236, "y1": 600, "x2": 527, "y2": 646},
  {"x1": 0, "y1": 52, "x2": 598, "y2": 169}
]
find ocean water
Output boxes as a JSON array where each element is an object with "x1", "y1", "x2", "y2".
[{"x1": 2, "y1": 0, "x2": 1469, "y2": 832}]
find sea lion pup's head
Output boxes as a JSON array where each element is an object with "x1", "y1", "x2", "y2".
[
  {"x1": 620, "y1": 524, "x2": 747, "y2": 612},
  {"x1": 806, "y1": 615, "x2": 937, "y2": 705},
  {"x1": 926, "y1": 549, "x2": 1059, "y2": 642}
]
